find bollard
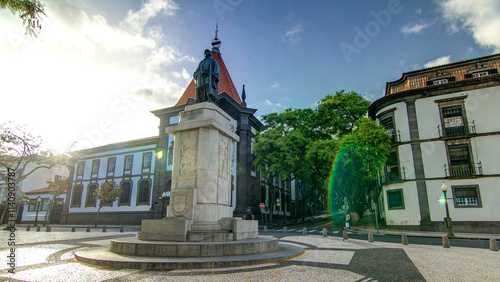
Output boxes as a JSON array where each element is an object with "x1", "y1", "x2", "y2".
[
  {"x1": 71, "y1": 227, "x2": 76, "y2": 232},
  {"x1": 283, "y1": 226, "x2": 287, "y2": 234},
  {"x1": 86, "y1": 226, "x2": 90, "y2": 232},
  {"x1": 303, "y1": 227, "x2": 307, "y2": 235},
  {"x1": 46, "y1": 226, "x2": 51, "y2": 232},
  {"x1": 102, "y1": 226, "x2": 106, "y2": 232},
  {"x1": 368, "y1": 232, "x2": 374, "y2": 243},
  {"x1": 26, "y1": 226, "x2": 30, "y2": 231},
  {"x1": 263, "y1": 226, "x2": 267, "y2": 233},
  {"x1": 402, "y1": 234, "x2": 408, "y2": 245},
  {"x1": 36, "y1": 226, "x2": 41, "y2": 232},
  {"x1": 120, "y1": 226, "x2": 124, "y2": 233},
  {"x1": 490, "y1": 238, "x2": 499, "y2": 251},
  {"x1": 343, "y1": 230, "x2": 348, "y2": 241},
  {"x1": 442, "y1": 236, "x2": 450, "y2": 248},
  {"x1": 323, "y1": 228, "x2": 327, "y2": 237}
]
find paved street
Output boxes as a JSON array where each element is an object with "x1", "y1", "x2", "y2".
[{"x1": 0, "y1": 226, "x2": 499, "y2": 281}]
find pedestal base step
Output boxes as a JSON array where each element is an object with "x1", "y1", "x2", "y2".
[
  {"x1": 110, "y1": 236, "x2": 278, "y2": 257},
  {"x1": 75, "y1": 241, "x2": 304, "y2": 270}
]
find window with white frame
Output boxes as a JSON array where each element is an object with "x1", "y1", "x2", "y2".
[
  {"x1": 91, "y1": 159, "x2": 100, "y2": 174},
  {"x1": 124, "y1": 155, "x2": 133, "y2": 171},
  {"x1": 107, "y1": 157, "x2": 116, "y2": 173},
  {"x1": 142, "y1": 153, "x2": 152, "y2": 169},
  {"x1": 452, "y1": 185, "x2": 481, "y2": 208}
]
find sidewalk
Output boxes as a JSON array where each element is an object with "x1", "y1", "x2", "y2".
[{"x1": 352, "y1": 226, "x2": 500, "y2": 240}]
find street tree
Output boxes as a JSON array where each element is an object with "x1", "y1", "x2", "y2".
[
  {"x1": 45, "y1": 176, "x2": 72, "y2": 225},
  {"x1": 92, "y1": 182, "x2": 123, "y2": 227},
  {"x1": 0, "y1": 122, "x2": 75, "y2": 225},
  {"x1": 1, "y1": 0, "x2": 46, "y2": 37},
  {"x1": 330, "y1": 118, "x2": 391, "y2": 218}
]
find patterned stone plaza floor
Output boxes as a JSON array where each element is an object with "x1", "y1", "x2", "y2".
[{"x1": 0, "y1": 230, "x2": 499, "y2": 281}]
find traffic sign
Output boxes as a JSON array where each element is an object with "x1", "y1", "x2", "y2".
[{"x1": 259, "y1": 203, "x2": 265, "y2": 209}]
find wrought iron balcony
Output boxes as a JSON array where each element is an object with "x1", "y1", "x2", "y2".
[
  {"x1": 438, "y1": 121, "x2": 476, "y2": 138},
  {"x1": 444, "y1": 162, "x2": 483, "y2": 177},
  {"x1": 380, "y1": 167, "x2": 406, "y2": 184}
]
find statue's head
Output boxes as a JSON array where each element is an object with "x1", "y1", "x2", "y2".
[{"x1": 204, "y1": 49, "x2": 211, "y2": 57}]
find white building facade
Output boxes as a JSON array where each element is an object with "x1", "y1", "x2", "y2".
[
  {"x1": 370, "y1": 53, "x2": 500, "y2": 233},
  {"x1": 62, "y1": 137, "x2": 158, "y2": 225}
]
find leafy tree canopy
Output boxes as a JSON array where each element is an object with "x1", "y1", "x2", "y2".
[{"x1": 1, "y1": 0, "x2": 46, "y2": 37}]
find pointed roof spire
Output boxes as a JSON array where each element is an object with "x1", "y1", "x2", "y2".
[
  {"x1": 211, "y1": 21, "x2": 221, "y2": 52},
  {"x1": 241, "y1": 85, "x2": 247, "y2": 107},
  {"x1": 175, "y1": 24, "x2": 242, "y2": 106}
]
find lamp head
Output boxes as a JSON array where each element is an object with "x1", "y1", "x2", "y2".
[
  {"x1": 441, "y1": 182, "x2": 448, "y2": 192},
  {"x1": 37, "y1": 196, "x2": 42, "y2": 202}
]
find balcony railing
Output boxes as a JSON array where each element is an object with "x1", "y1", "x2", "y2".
[
  {"x1": 386, "y1": 129, "x2": 401, "y2": 143},
  {"x1": 444, "y1": 162, "x2": 483, "y2": 177},
  {"x1": 380, "y1": 167, "x2": 406, "y2": 184},
  {"x1": 438, "y1": 121, "x2": 476, "y2": 138}
]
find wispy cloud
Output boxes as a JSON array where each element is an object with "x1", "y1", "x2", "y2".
[
  {"x1": 283, "y1": 24, "x2": 303, "y2": 44},
  {"x1": 401, "y1": 21, "x2": 434, "y2": 35},
  {"x1": 439, "y1": 0, "x2": 500, "y2": 52},
  {"x1": 424, "y1": 55, "x2": 451, "y2": 68},
  {"x1": 265, "y1": 99, "x2": 282, "y2": 107},
  {"x1": 271, "y1": 82, "x2": 280, "y2": 89}
]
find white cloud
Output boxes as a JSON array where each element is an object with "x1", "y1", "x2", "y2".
[
  {"x1": 271, "y1": 82, "x2": 280, "y2": 89},
  {"x1": 401, "y1": 21, "x2": 433, "y2": 35},
  {"x1": 439, "y1": 0, "x2": 500, "y2": 52},
  {"x1": 0, "y1": 0, "x2": 192, "y2": 152},
  {"x1": 283, "y1": 24, "x2": 303, "y2": 44},
  {"x1": 424, "y1": 55, "x2": 451, "y2": 68},
  {"x1": 265, "y1": 100, "x2": 282, "y2": 107}
]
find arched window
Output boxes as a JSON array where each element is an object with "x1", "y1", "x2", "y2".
[
  {"x1": 137, "y1": 180, "x2": 151, "y2": 205},
  {"x1": 119, "y1": 181, "x2": 132, "y2": 206},
  {"x1": 71, "y1": 185, "x2": 83, "y2": 208},
  {"x1": 86, "y1": 183, "x2": 97, "y2": 207}
]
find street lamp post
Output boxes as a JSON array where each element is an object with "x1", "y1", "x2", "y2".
[
  {"x1": 34, "y1": 196, "x2": 41, "y2": 226},
  {"x1": 161, "y1": 191, "x2": 170, "y2": 218},
  {"x1": 276, "y1": 198, "x2": 281, "y2": 226},
  {"x1": 441, "y1": 182, "x2": 455, "y2": 238}
]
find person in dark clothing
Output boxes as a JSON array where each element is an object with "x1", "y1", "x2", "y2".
[{"x1": 243, "y1": 207, "x2": 254, "y2": 220}]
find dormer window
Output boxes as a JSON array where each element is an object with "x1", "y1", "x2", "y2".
[
  {"x1": 472, "y1": 71, "x2": 488, "y2": 78},
  {"x1": 464, "y1": 68, "x2": 498, "y2": 79},
  {"x1": 433, "y1": 79, "x2": 448, "y2": 85},
  {"x1": 426, "y1": 76, "x2": 456, "y2": 86}
]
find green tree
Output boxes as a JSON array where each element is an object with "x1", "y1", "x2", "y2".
[
  {"x1": 330, "y1": 118, "x2": 391, "y2": 218},
  {"x1": 45, "y1": 176, "x2": 72, "y2": 225},
  {"x1": 0, "y1": 122, "x2": 75, "y2": 225},
  {"x1": 1, "y1": 0, "x2": 46, "y2": 37},
  {"x1": 92, "y1": 182, "x2": 122, "y2": 227}
]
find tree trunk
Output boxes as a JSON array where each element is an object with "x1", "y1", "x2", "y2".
[
  {"x1": 95, "y1": 205, "x2": 103, "y2": 227},
  {"x1": 0, "y1": 208, "x2": 7, "y2": 225}
]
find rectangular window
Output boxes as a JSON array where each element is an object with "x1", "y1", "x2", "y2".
[
  {"x1": 124, "y1": 155, "x2": 133, "y2": 171},
  {"x1": 76, "y1": 162, "x2": 85, "y2": 176},
  {"x1": 86, "y1": 184, "x2": 97, "y2": 207},
  {"x1": 472, "y1": 71, "x2": 488, "y2": 78},
  {"x1": 91, "y1": 160, "x2": 100, "y2": 174},
  {"x1": 452, "y1": 185, "x2": 481, "y2": 208},
  {"x1": 441, "y1": 105, "x2": 467, "y2": 136},
  {"x1": 142, "y1": 153, "x2": 152, "y2": 169},
  {"x1": 380, "y1": 116, "x2": 397, "y2": 143},
  {"x1": 387, "y1": 189, "x2": 405, "y2": 210},
  {"x1": 383, "y1": 151, "x2": 400, "y2": 183},
  {"x1": 447, "y1": 143, "x2": 473, "y2": 176},
  {"x1": 433, "y1": 78, "x2": 448, "y2": 85},
  {"x1": 107, "y1": 157, "x2": 116, "y2": 173}
]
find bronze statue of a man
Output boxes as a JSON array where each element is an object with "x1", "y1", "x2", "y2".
[{"x1": 193, "y1": 49, "x2": 220, "y2": 103}]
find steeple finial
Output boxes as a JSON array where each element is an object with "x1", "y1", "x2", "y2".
[
  {"x1": 241, "y1": 85, "x2": 247, "y2": 107},
  {"x1": 211, "y1": 21, "x2": 221, "y2": 51}
]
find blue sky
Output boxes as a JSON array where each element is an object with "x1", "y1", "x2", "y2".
[{"x1": 1, "y1": 0, "x2": 499, "y2": 152}]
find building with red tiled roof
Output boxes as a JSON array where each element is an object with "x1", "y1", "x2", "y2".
[{"x1": 175, "y1": 47, "x2": 242, "y2": 106}]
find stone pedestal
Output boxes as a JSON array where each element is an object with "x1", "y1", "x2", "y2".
[{"x1": 139, "y1": 102, "x2": 258, "y2": 242}]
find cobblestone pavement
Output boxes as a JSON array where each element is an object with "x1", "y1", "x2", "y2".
[{"x1": 0, "y1": 229, "x2": 499, "y2": 281}]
